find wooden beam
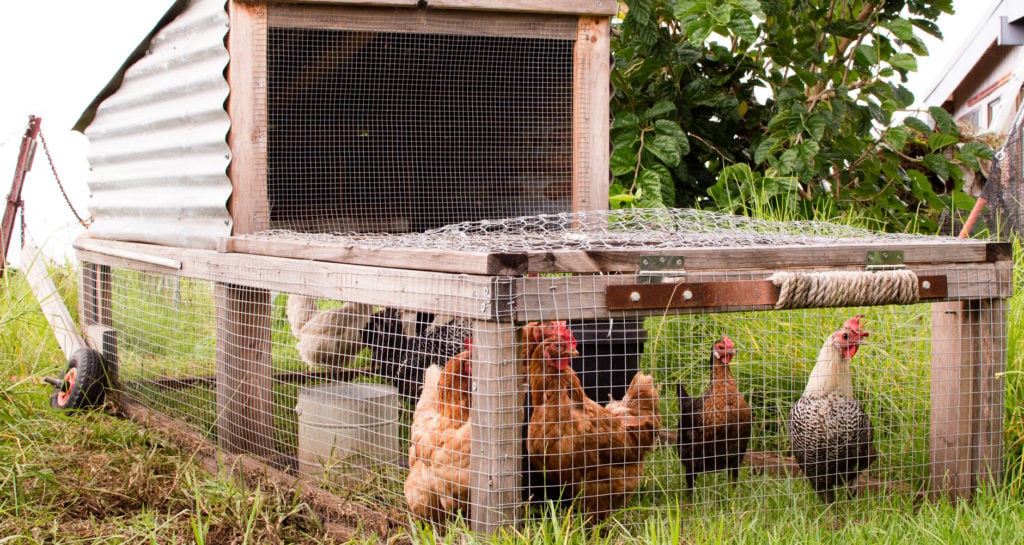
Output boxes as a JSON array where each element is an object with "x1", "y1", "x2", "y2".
[
  {"x1": 930, "y1": 301, "x2": 974, "y2": 501},
  {"x1": 572, "y1": 16, "x2": 610, "y2": 213},
  {"x1": 227, "y1": 0, "x2": 269, "y2": 235},
  {"x1": 75, "y1": 238, "x2": 499, "y2": 319},
  {"x1": 215, "y1": 283, "x2": 280, "y2": 460},
  {"x1": 256, "y1": 0, "x2": 618, "y2": 17},
  {"x1": 975, "y1": 298, "x2": 1007, "y2": 491},
  {"x1": 219, "y1": 236, "x2": 997, "y2": 275},
  {"x1": 469, "y1": 320, "x2": 523, "y2": 534},
  {"x1": 516, "y1": 263, "x2": 1013, "y2": 321},
  {"x1": 269, "y1": 3, "x2": 580, "y2": 39},
  {"x1": 22, "y1": 243, "x2": 86, "y2": 358},
  {"x1": 929, "y1": 297, "x2": 1008, "y2": 502}
]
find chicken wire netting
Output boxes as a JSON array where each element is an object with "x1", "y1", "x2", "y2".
[
  {"x1": 243, "y1": 207, "x2": 940, "y2": 253},
  {"x1": 981, "y1": 104, "x2": 1024, "y2": 237},
  {"x1": 263, "y1": 12, "x2": 578, "y2": 234},
  {"x1": 99, "y1": 244, "x2": 1008, "y2": 533}
]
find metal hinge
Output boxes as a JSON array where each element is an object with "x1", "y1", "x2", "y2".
[
  {"x1": 638, "y1": 255, "x2": 685, "y2": 284},
  {"x1": 866, "y1": 250, "x2": 905, "y2": 270}
]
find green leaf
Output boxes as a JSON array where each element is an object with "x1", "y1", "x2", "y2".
[
  {"x1": 636, "y1": 169, "x2": 666, "y2": 208},
  {"x1": 804, "y1": 114, "x2": 826, "y2": 141},
  {"x1": 643, "y1": 100, "x2": 677, "y2": 120},
  {"x1": 883, "y1": 18, "x2": 916, "y2": 42},
  {"x1": 653, "y1": 119, "x2": 686, "y2": 139},
  {"x1": 611, "y1": 112, "x2": 640, "y2": 130},
  {"x1": 904, "y1": 116, "x2": 932, "y2": 134},
  {"x1": 610, "y1": 145, "x2": 638, "y2": 176},
  {"x1": 754, "y1": 136, "x2": 780, "y2": 166},
  {"x1": 884, "y1": 126, "x2": 909, "y2": 150},
  {"x1": 889, "y1": 53, "x2": 918, "y2": 73},
  {"x1": 928, "y1": 106, "x2": 959, "y2": 135},
  {"x1": 927, "y1": 133, "x2": 960, "y2": 151},
  {"x1": 922, "y1": 153, "x2": 951, "y2": 180},
  {"x1": 646, "y1": 134, "x2": 684, "y2": 167}
]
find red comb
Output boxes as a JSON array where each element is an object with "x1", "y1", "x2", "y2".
[{"x1": 844, "y1": 314, "x2": 865, "y2": 331}]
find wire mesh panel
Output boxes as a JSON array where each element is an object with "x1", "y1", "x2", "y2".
[
  {"x1": 982, "y1": 105, "x2": 1024, "y2": 237},
  {"x1": 87, "y1": 209, "x2": 1010, "y2": 535},
  {"x1": 263, "y1": 8, "x2": 578, "y2": 234}
]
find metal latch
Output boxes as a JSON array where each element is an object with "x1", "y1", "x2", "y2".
[
  {"x1": 866, "y1": 250, "x2": 904, "y2": 270},
  {"x1": 638, "y1": 255, "x2": 684, "y2": 284}
]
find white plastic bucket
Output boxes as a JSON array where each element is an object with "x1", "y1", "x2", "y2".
[{"x1": 295, "y1": 382, "x2": 401, "y2": 483}]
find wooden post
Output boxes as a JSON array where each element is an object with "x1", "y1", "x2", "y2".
[
  {"x1": 572, "y1": 16, "x2": 610, "y2": 213},
  {"x1": 469, "y1": 320, "x2": 523, "y2": 534},
  {"x1": 930, "y1": 299, "x2": 1007, "y2": 501},
  {"x1": 227, "y1": 0, "x2": 268, "y2": 235},
  {"x1": 215, "y1": 282, "x2": 278, "y2": 460}
]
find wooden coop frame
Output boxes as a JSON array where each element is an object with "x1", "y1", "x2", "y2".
[
  {"x1": 68, "y1": 0, "x2": 1012, "y2": 536},
  {"x1": 75, "y1": 234, "x2": 1013, "y2": 533},
  {"x1": 226, "y1": 0, "x2": 614, "y2": 235}
]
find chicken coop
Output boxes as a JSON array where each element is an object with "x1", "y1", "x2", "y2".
[{"x1": 69, "y1": 0, "x2": 1012, "y2": 538}]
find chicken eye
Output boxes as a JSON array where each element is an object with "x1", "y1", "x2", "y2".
[{"x1": 842, "y1": 333, "x2": 849, "y2": 340}]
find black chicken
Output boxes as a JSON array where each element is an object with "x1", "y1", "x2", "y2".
[
  {"x1": 677, "y1": 335, "x2": 752, "y2": 490},
  {"x1": 361, "y1": 308, "x2": 471, "y2": 406}
]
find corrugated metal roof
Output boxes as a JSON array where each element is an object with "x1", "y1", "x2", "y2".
[{"x1": 81, "y1": 0, "x2": 232, "y2": 249}]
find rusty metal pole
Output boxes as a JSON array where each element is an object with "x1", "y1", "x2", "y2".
[{"x1": 1, "y1": 115, "x2": 41, "y2": 277}]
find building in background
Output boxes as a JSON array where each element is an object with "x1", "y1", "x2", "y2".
[{"x1": 919, "y1": 0, "x2": 1024, "y2": 136}]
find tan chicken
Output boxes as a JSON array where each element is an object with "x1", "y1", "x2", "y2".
[
  {"x1": 404, "y1": 343, "x2": 473, "y2": 524},
  {"x1": 286, "y1": 294, "x2": 374, "y2": 369},
  {"x1": 525, "y1": 321, "x2": 662, "y2": 519}
]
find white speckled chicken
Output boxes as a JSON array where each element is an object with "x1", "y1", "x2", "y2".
[
  {"x1": 286, "y1": 294, "x2": 374, "y2": 369},
  {"x1": 788, "y1": 315, "x2": 877, "y2": 503}
]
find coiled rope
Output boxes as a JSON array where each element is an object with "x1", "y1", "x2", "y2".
[{"x1": 769, "y1": 270, "x2": 919, "y2": 310}]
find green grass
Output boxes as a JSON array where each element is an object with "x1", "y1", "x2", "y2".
[{"x1": 3, "y1": 237, "x2": 1024, "y2": 542}]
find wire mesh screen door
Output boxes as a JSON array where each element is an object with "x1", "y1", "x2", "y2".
[
  {"x1": 254, "y1": 5, "x2": 608, "y2": 236},
  {"x1": 77, "y1": 210, "x2": 1013, "y2": 536}
]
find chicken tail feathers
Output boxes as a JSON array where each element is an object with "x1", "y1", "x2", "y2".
[{"x1": 286, "y1": 294, "x2": 318, "y2": 337}]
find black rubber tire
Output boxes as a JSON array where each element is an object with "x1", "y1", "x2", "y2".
[{"x1": 50, "y1": 348, "x2": 106, "y2": 410}]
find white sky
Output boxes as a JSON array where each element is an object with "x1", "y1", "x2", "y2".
[{"x1": 0, "y1": 0, "x2": 991, "y2": 268}]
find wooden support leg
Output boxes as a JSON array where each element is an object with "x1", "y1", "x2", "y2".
[
  {"x1": 930, "y1": 299, "x2": 1007, "y2": 502},
  {"x1": 469, "y1": 320, "x2": 522, "y2": 534},
  {"x1": 215, "y1": 283, "x2": 278, "y2": 461}
]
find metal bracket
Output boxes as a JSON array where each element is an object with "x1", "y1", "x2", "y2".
[
  {"x1": 866, "y1": 250, "x2": 905, "y2": 270},
  {"x1": 638, "y1": 255, "x2": 684, "y2": 284}
]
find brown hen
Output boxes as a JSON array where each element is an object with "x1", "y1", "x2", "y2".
[
  {"x1": 525, "y1": 321, "x2": 662, "y2": 519},
  {"x1": 404, "y1": 344, "x2": 473, "y2": 524}
]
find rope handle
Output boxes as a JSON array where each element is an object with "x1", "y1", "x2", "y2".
[{"x1": 769, "y1": 270, "x2": 919, "y2": 310}]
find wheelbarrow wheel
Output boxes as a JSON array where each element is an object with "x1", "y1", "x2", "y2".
[{"x1": 50, "y1": 348, "x2": 106, "y2": 410}]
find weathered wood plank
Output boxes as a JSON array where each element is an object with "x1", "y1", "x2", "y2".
[
  {"x1": 526, "y1": 242, "x2": 996, "y2": 274},
  {"x1": 258, "y1": 0, "x2": 617, "y2": 17},
  {"x1": 469, "y1": 321, "x2": 523, "y2": 534},
  {"x1": 75, "y1": 238, "x2": 498, "y2": 319},
  {"x1": 930, "y1": 301, "x2": 977, "y2": 502},
  {"x1": 221, "y1": 237, "x2": 994, "y2": 275},
  {"x1": 215, "y1": 283, "x2": 279, "y2": 460},
  {"x1": 975, "y1": 298, "x2": 1007, "y2": 491},
  {"x1": 516, "y1": 263, "x2": 1013, "y2": 321},
  {"x1": 221, "y1": 236, "x2": 528, "y2": 276},
  {"x1": 269, "y1": 3, "x2": 580, "y2": 39},
  {"x1": 22, "y1": 243, "x2": 86, "y2": 358},
  {"x1": 227, "y1": 1, "x2": 268, "y2": 235},
  {"x1": 573, "y1": 16, "x2": 610, "y2": 214}
]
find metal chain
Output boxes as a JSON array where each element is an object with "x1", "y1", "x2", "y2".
[{"x1": 37, "y1": 129, "x2": 88, "y2": 226}]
